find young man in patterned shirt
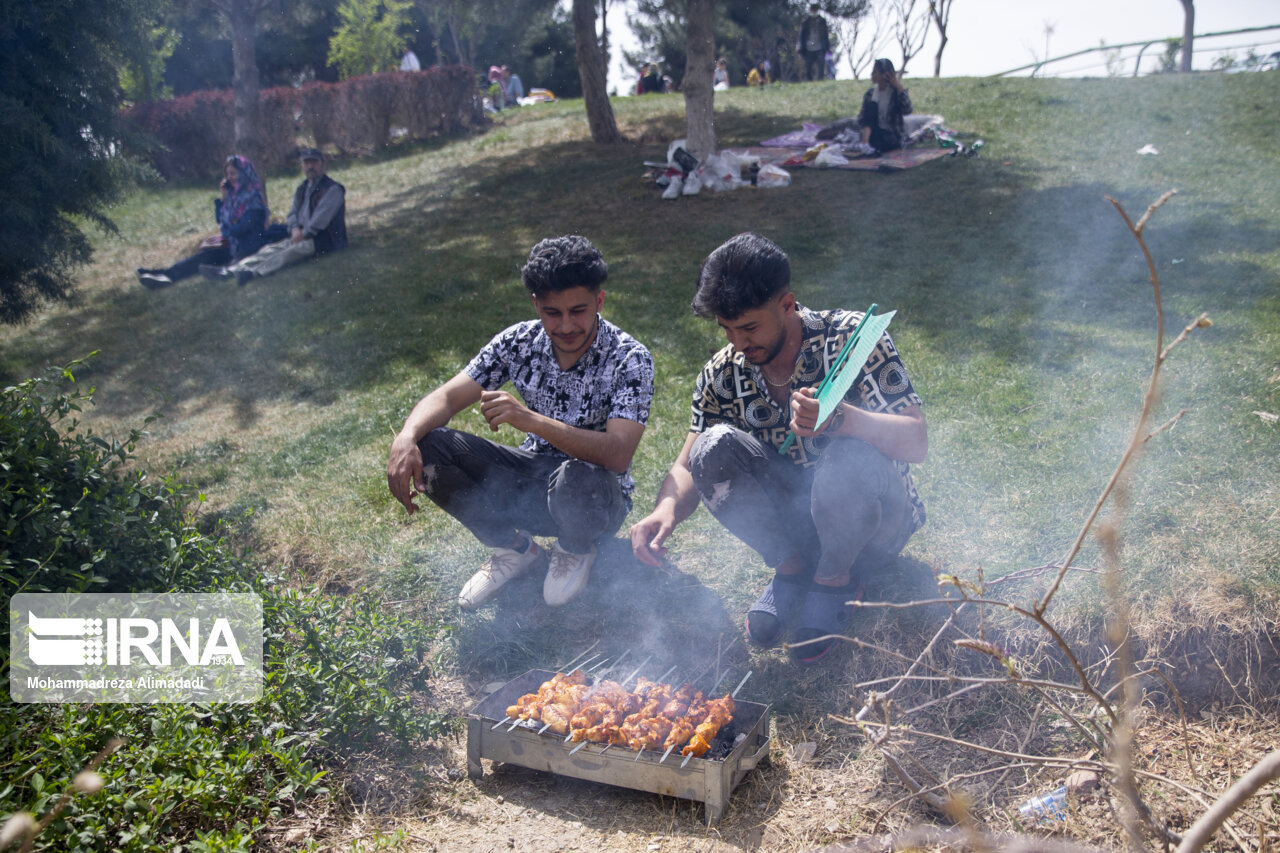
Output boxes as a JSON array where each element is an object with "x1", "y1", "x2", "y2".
[
  {"x1": 388, "y1": 236, "x2": 654, "y2": 609},
  {"x1": 629, "y1": 232, "x2": 926, "y2": 663}
]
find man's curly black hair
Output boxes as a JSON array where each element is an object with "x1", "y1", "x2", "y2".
[{"x1": 521, "y1": 235, "x2": 608, "y2": 298}]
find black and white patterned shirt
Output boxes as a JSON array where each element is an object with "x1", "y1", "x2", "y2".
[
  {"x1": 690, "y1": 303, "x2": 925, "y2": 529},
  {"x1": 465, "y1": 317, "x2": 654, "y2": 496}
]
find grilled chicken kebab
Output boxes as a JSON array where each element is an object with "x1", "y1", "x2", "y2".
[{"x1": 504, "y1": 671, "x2": 736, "y2": 756}]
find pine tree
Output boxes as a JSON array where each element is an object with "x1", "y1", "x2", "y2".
[{"x1": 0, "y1": 0, "x2": 163, "y2": 323}]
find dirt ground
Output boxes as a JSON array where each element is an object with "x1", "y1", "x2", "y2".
[
  {"x1": 261, "y1": 635, "x2": 1280, "y2": 853},
  {"x1": 261, "y1": 708, "x2": 1280, "y2": 853}
]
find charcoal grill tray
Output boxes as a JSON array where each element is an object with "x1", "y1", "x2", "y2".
[{"x1": 467, "y1": 669, "x2": 771, "y2": 823}]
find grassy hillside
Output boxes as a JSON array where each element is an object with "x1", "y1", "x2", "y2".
[{"x1": 2, "y1": 72, "x2": 1278, "y2": 683}]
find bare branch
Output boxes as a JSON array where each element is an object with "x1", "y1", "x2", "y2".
[{"x1": 1174, "y1": 750, "x2": 1280, "y2": 853}]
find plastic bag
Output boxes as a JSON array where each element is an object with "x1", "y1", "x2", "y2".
[
  {"x1": 698, "y1": 154, "x2": 743, "y2": 192},
  {"x1": 756, "y1": 163, "x2": 791, "y2": 187},
  {"x1": 813, "y1": 148, "x2": 849, "y2": 168}
]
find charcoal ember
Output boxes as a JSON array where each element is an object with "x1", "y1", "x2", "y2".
[{"x1": 708, "y1": 720, "x2": 741, "y2": 760}]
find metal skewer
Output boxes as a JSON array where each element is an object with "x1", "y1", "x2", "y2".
[
  {"x1": 569, "y1": 740, "x2": 588, "y2": 755},
  {"x1": 680, "y1": 752, "x2": 694, "y2": 768},
  {"x1": 538, "y1": 721, "x2": 553, "y2": 735},
  {"x1": 559, "y1": 641, "x2": 600, "y2": 672},
  {"x1": 656, "y1": 664, "x2": 678, "y2": 684},
  {"x1": 633, "y1": 748, "x2": 645, "y2": 762},
  {"x1": 492, "y1": 715, "x2": 512, "y2": 730},
  {"x1": 601, "y1": 648, "x2": 631, "y2": 677},
  {"x1": 574, "y1": 653, "x2": 602, "y2": 673},
  {"x1": 660, "y1": 744, "x2": 676, "y2": 763},
  {"x1": 709, "y1": 670, "x2": 729, "y2": 695},
  {"x1": 731, "y1": 670, "x2": 753, "y2": 698},
  {"x1": 620, "y1": 654, "x2": 653, "y2": 688},
  {"x1": 507, "y1": 718, "x2": 522, "y2": 731}
]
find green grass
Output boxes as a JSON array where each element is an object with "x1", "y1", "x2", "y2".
[{"x1": 2, "y1": 72, "x2": 1278, "y2": 697}]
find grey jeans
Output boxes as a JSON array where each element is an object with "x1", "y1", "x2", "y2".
[
  {"x1": 418, "y1": 427, "x2": 628, "y2": 554},
  {"x1": 688, "y1": 424, "x2": 916, "y2": 583}
]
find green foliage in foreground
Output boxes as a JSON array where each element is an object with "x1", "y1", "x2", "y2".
[{"x1": 0, "y1": 366, "x2": 450, "y2": 852}]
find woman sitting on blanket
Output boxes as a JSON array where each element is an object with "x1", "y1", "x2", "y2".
[
  {"x1": 137, "y1": 155, "x2": 273, "y2": 289},
  {"x1": 858, "y1": 58, "x2": 913, "y2": 154}
]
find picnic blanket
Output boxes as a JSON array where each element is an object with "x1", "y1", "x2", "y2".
[
  {"x1": 761, "y1": 115, "x2": 947, "y2": 149},
  {"x1": 725, "y1": 145, "x2": 951, "y2": 172},
  {"x1": 755, "y1": 114, "x2": 952, "y2": 170}
]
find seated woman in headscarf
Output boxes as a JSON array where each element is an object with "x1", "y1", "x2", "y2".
[
  {"x1": 137, "y1": 155, "x2": 270, "y2": 289},
  {"x1": 857, "y1": 58, "x2": 913, "y2": 153}
]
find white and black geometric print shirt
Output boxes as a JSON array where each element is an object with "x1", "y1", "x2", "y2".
[{"x1": 465, "y1": 316, "x2": 654, "y2": 496}]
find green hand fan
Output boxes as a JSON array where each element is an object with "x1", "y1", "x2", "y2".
[{"x1": 779, "y1": 305, "x2": 895, "y2": 454}]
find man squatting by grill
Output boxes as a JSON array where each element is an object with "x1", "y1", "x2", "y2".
[
  {"x1": 629, "y1": 233, "x2": 926, "y2": 665},
  {"x1": 387, "y1": 236, "x2": 654, "y2": 610}
]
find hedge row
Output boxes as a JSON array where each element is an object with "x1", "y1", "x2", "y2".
[{"x1": 123, "y1": 65, "x2": 486, "y2": 180}]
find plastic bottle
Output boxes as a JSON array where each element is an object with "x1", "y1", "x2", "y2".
[{"x1": 1017, "y1": 785, "x2": 1068, "y2": 822}]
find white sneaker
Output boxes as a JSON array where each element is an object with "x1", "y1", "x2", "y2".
[
  {"x1": 458, "y1": 537, "x2": 543, "y2": 611},
  {"x1": 543, "y1": 543, "x2": 596, "y2": 606},
  {"x1": 662, "y1": 175, "x2": 683, "y2": 199}
]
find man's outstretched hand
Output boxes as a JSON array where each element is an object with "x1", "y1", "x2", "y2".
[{"x1": 387, "y1": 434, "x2": 425, "y2": 514}]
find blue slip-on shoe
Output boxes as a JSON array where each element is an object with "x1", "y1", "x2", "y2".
[
  {"x1": 792, "y1": 577, "x2": 866, "y2": 665},
  {"x1": 746, "y1": 574, "x2": 808, "y2": 648}
]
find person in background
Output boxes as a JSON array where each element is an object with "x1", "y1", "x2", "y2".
[
  {"x1": 487, "y1": 66, "x2": 506, "y2": 109},
  {"x1": 502, "y1": 66, "x2": 524, "y2": 105},
  {"x1": 635, "y1": 63, "x2": 649, "y2": 96},
  {"x1": 400, "y1": 48, "x2": 420, "y2": 72},
  {"x1": 136, "y1": 154, "x2": 270, "y2": 289},
  {"x1": 630, "y1": 233, "x2": 926, "y2": 665},
  {"x1": 824, "y1": 51, "x2": 837, "y2": 80},
  {"x1": 798, "y1": 3, "x2": 830, "y2": 82},
  {"x1": 858, "y1": 58, "x2": 913, "y2": 153},
  {"x1": 713, "y1": 58, "x2": 730, "y2": 91},
  {"x1": 201, "y1": 148, "x2": 345, "y2": 286},
  {"x1": 642, "y1": 62, "x2": 664, "y2": 93},
  {"x1": 747, "y1": 59, "x2": 771, "y2": 87},
  {"x1": 387, "y1": 236, "x2": 654, "y2": 611}
]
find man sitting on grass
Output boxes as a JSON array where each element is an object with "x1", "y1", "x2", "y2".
[
  {"x1": 629, "y1": 232, "x2": 927, "y2": 664},
  {"x1": 387, "y1": 236, "x2": 654, "y2": 610},
  {"x1": 202, "y1": 147, "x2": 346, "y2": 286}
]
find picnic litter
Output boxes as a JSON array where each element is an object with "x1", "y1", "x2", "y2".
[{"x1": 646, "y1": 115, "x2": 982, "y2": 199}]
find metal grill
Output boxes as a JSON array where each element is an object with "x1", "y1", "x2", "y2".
[{"x1": 466, "y1": 668, "x2": 771, "y2": 823}]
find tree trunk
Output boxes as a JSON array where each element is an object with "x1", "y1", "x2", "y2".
[
  {"x1": 599, "y1": 0, "x2": 610, "y2": 83},
  {"x1": 932, "y1": 32, "x2": 947, "y2": 77},
  {"x1": 572, "y1": 0, "x2": 622, "y2": 144},
  {"x1": 1178, "y1": 0, "x2": 1194, "y2": 72},
  {"x1": 228, "y1": 0, "x2": 260, "y2": 157},
  {"x1": 682, "y1": 0, "x2": 716, "y2": 161}
]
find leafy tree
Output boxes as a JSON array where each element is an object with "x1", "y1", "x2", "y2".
[
  {"x1": 120, "y1": 24, "x2": 181, "y2": 103},
  {"x1": 520, "y1": 6, "x2": 583, "y2": 98},
  {"x1": 0, "y1": 0, "x2": 162, "y2": 324},
  {"x1": 630, "y1": 0, "x2": 865, "y2": 88},
  {"x1": 328, "y1": 0, "x2": 412, "y2": 79}
]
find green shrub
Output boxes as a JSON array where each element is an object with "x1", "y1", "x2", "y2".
[
  {"x1": 1, "y1": 359, "x2": 239, "y2": 597},
  {"x1": 1, "y1": 363, "x2": 452, "y2": 851}
]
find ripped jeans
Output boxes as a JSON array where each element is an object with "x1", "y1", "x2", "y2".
[
  {"x1": 688, "y1": 424, "x2": 916, "y2": 583},
  {"x1": 418, "y1": 427, "x2": 628, "y2": 554}
]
